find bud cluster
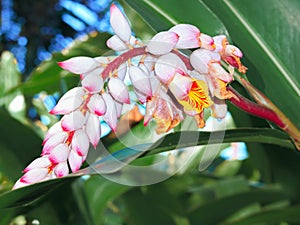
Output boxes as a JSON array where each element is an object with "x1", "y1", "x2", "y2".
[{"x1": 13, "y1": 3, "x2": 247, "y2": 189}]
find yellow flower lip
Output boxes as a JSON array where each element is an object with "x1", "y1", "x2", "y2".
[{"x1": 180, "y1": 79, "x2": 212, "y2": 113}]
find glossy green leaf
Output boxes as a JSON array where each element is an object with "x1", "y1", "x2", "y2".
[
  {"x1": 0, "y1": 176, "x2": 77, "y2": 209},
  {"x1": 146, "y1": 128, "x2": 296, "y2": 156},
  {"x1": 20, "y1": 32, "x2": 111, "y2": 95},
  {"x1": 202, "y1": 0, "x2": 300, "y2": 129},
  {"x1": 123, "y1": 0, "x2": 228, "y2": 35}
]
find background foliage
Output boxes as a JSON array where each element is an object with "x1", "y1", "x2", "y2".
[{"x1": 0, "y1": 0, "x2": 299, "y2": 224}]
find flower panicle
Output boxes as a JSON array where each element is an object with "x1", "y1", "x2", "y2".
[{"x1": 13, "y1": 4, "x2": 248, "y2": 189}]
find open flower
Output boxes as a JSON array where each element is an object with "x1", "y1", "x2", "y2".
[{"x1": 169, "y1": 73, "x2": 212, "y2": 114}]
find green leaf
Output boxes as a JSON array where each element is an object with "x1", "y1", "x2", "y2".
[
  {"x1": 0, "y1": 109, "x2": 42, "y2": 180},
  {"x1": 146, "y1": 128, "x2": 296, "y2": 156},
  {"x1": 123, "y1": 0, "x2": 228, "y2": 35},
  {"x1": 228, "y1": 205, "x2": 300, "y2": 225},
  {"x1": 0, "y1": 51, "x2": 21, "y2": 108},
  {"x1": 72, "y1": 176, "x2": 129, "y2": 225},
  {"x1": 20, "y1": 32, "x2": 111, "y2": 95},
  {"x1": 188, "y1": 188, "x2": 288, "y2": 225},
  {"x1": 202, "y1": 0, "x2": 300, "y2": 129},
  {"x1": 0, "y1": 176, "x2": 77, "y2": 209}
]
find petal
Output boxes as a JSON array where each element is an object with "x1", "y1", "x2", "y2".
[
  {"x1": 87, "y1": 94, "x2": 106, "y2": 116},
  {"x1": 85, "y1": 113, "x2": 101, "y2": 148},
  {"x1": 49, "y1": 143, "x2": 70, "y2": 164},
  {"x1": 115, "y1": 101, "x2": 123, "y2": 118},
  {"x1": 213, "y1": 35, "x2": 228, "y2": 53},
  {"x1": 190, "y1": 49, "x2": 220, "y2": 74},
  {"x1": 225, "y1": 45, "x2": 243, "y2": 58},
  {"x1": 102, "y1": 93, "x2": 118, "y2": 131},
  {"x1": 146, "y1": 31, "x2": 179, "y2": 55},
  {"x1": 71, "y1": 129, "x2": 90, "y2": 156},
  {"x1": 24, "y1": 157, "x2": 51, "y2": 172},
  {"x1": 168, "y1": 74, "x2": 191, "y2": 100},
  {"x1": 108, "y1": 77, "x2": 130, "y2": 104},
  {"x1": 12, "y1": 179, "x2": 28, "y2": 189},
  {"x1": 50, "y1": 95, "x2": 83, "y2": 115},
  {"x1": 82, "y1": 69, "x2": 104, "y2": 93},
  {"x1": 61, "y1": 110, "x2": 86, "y2": 132},
  {"x1": 59, "y1": 87, "x2": 86, "y2": 101},
  {"x1": 154, "y1": 53, "x2": 187, "y2": 83},
  {"x1": 141, "y1": 54, "x2": 157, "y2": 72},
  {"x1": 58, "y1": 57, "x2": 97, "y2": 74},
  {"x1": 209, "y1": 63, "x2": 233, "y2": 82},
  {"x1": 106, "y1": 35, "x2": 128, "y2": 51},
  {"x1": 44, "y1": 121, "x2": 62, "y2": 144},
  {"x1": 54, "y1": 162, "x2": 69, "y2": 177},
  {"x1": 117, "y1": 62, "x2": 127, "y2": 80},
  {"x1": 129, "y1": 66, "x2": 152, "y2": 97},
  {"x1": 42, "y1": 132, "x2": 68, "y2": 155},
  {"x1": 144, "y1": 97, "x2": 157, "y2": 126},
  {"x1": 68, "y1": 150, "x2": 83, "y2": 172},
  {"x1": 211, "y1": 98, "x2": 227, "y2": 119},
  {"x1": 20, "y1": 168, "x2": 48, "y2": 184},
  {"x1": 110, "y1": 4, "x2": 131, "y2": 43},
  {"x1": 199, "y1": 34, "x2": 216, "y2": 51},
  {"x1": 169, "y1": 24, "x2": 200, "y2": 49}
]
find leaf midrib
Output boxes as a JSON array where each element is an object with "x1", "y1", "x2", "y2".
[{"x1": 223, "y1": 0, "x2": 300, "y2": 96}]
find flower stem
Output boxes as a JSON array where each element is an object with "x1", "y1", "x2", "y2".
[
  {"x1": 101, "y1": 47, "x2": 147, "y2": 79},
  {"x1": 228, "y1": 86, "x2": 300, "y2": 150}
]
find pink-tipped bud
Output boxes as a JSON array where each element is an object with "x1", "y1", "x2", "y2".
[
  {"x1": 23, "y1": 157, "x2": 51, "y2": 173},
  {"x1": 71, "y1": 129, "x2": 90, "y2": 157},
  {"x1": 42, "y1": 132, "x2": 68, "y2": 155},
  {"x1": 20, "y1": 168, "x2": 49, "y2": 184},
  {"x1": 106, "y1": 35, "x2": 128, "y2": 51},
  {"x1": 81, "y1": 69, "x2": 104, "y2": 94},
  {"x1": 154, "y1": 53, "x2": 187, "y2": 84},
  {"x1": 102, "y1": 92, "x2": 118, "y2": 132},
  {"x1": 61, "y1": 110, "x2": 86, "y2": 132},
  {"x1": 169, "y1": 24, "x2": 201, "y2": 49},
  {"x1": 108, "y1": 77, "x2": 130, "y2": 104},
  {"x1": 58, "y1": 57, "x2": 98, "y2": 74},
  {"x1": 49, "y1": 143, "x2": 70, "y2": 164},
  {"x1": 200, "y1": 34, "x2": 216, "y2": 51},
  {"x1": 129, "y1": 66, "x2": 152, "y2": 97},
  {"x1": 68, "y1": 150, "x2": 83, "y2": 172},
  {"x1": 110, "y1": 4, "x2": 132, "y2": 43},
  {"x1": 87, "y1": 94, "x2": 106, "y2": 116},
  {"x1": 43, "y1": 121, "x2": 63, "y2": 144},
  {"x1": 146, "y1": 31, "x2": 179, "y2": 55},
  {"x1": 50, "y1": 95, "x2": 83, "y2": 115},
  {"x1": 54, "y1": 162, "x2": 69, "y2": 177},
  {"x1": 85, "y1": 113, "x2": 101, "y2": 148}
]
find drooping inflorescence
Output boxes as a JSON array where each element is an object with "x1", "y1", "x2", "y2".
[{"x1": 13, "y1": 3, "x2": 247, "y2": 189}]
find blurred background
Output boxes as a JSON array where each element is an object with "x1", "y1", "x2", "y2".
[{"x1": 1, "y1": 0, "x2": 114, "y2": 75}]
